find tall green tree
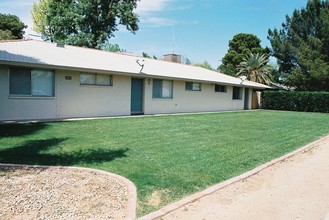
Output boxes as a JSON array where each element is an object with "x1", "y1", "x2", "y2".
[
  {"x1": 0, "y1": 13, "x2": 27, "y2": 40},
  {"x1": 142, "y1": 52, "x2": 157, "y2": 59},
  {"x1": 194, "y1": 61, "x2": 213, "y2": 70},
  {"x1": 142, "y1": 52, "x2": 151, "y2": 58},
  {"x1": 236, "y1": 53, "x2": 273, "y2": 85},
  {"x1": 268, "y1": 0, "x2": 329, "y2": 91},
  {"x1": 219, "y1": 33, "x2": 269, "y2": 76},
  {"x1": 31, "y1": 0, "x2": 52, "y2": 39},
  {"x1": 32, "y1": 0, "x2": 139, "y2": 48},
  {"x1": 99, "y1": 42, "x2": 124, "y2": 52}
]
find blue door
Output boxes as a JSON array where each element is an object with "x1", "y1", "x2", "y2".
[
  {"x1": 131, "y1": 78, "x2": 143, "y2": 114},
  {"x1": 244, "y1": 88, "x2": 249, "y2": 110}
]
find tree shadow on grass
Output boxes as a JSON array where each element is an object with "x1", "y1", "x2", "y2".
[
  {"x1": 0, "y1": 123, "x2": 49, "y2": 137},
  {"x1": 0, "y1": 138, "x2": 129, "y2": 166}
]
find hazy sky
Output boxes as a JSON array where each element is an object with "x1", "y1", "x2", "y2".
[{"x1": 0, "y1": 0, "x2": 307, "y2": 68}]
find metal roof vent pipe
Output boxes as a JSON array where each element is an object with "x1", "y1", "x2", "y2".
[{"x1": 56, "y1": 42, "x2": 65, "y2": 48}]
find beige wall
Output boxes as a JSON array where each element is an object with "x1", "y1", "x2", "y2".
[
  {"x1": 0, "y1": 66, "x2": 131, "y2": 121},
  {"x1": 0, "y1": 65, "x2": 253, "y2": 121},
  {"x1": 144, "y1": 79, "x2": 250, "y2": 115},
  {"x1": 0, "y1": 66, "x2": 57, "y2": 120},
  {"x1": 55, "y1": 70, "x2": 131, "y2": 118}
]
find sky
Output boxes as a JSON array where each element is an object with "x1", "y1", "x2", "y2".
[{"x1": 0, "y1": 0, "x2": 307, "y2": 68}]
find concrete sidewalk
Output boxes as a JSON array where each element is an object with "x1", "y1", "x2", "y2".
[{"x1": 160, "y1": 135, "x2": 329, "y2": 220}]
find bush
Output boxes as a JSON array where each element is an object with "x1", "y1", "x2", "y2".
[{"x1": 262, "y1": 91, "x2": 329, "y2": 113}]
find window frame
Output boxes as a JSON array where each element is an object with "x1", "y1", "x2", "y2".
[
  {"x1": 185, "y1": 82, "x2": 201, "y2": 91},
  {"x1": 152, "y1": 79, "x2": 173, "y2": 99},
  {"x1": 232, "y1": 86, "x2": 243, "y2": 100},
  {"x1": 9, "y1": 67, "x2": 55, "y2": 97},
  {"x1": 80, "y1": 72, "x2": 113, "y2": 86},
  {"x1": 215, "y1": 84, "x2": 227, "y2": 93}
]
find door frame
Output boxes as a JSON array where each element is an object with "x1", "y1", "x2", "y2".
[
  {"x1": 244, "y1": 88, "x2": 249, "y2": 110},
  {"x1": 130, "y1": 78, "x2": 144, "y2": 115}
]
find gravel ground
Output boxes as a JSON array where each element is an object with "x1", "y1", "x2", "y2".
[{"x1": 0, "y1": 166, "x2": 128, "y2": 220}]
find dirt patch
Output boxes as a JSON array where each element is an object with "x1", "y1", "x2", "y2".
[
  {"x1": 147, "y1": 191, "x2": 163, "y2": 207},
  {"x1": 0, "y1": 167, "x2": 129, "y2": 220}
]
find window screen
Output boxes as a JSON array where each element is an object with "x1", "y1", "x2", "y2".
[
  {"x1": 32, "y1": 70, "x2": 54, "y2": 96},
  {"x1": 80, "y1": 73, "x2": 112, "y2": 86},
  {"x1": 10, "y1": 68, "x2": 54, "y2": 97},
  {"x1": 215, "y1": 84, "x2": 227, "y2": 92},
  {"x1": 153, "y1": 79, "x2": 173, "y2": 99},
  {"x1": 233, "y1": 87, "x2": 242, "y2": 100},
  {"x1": 10, "y1": 68, "x2": 31, "y2": 95},
  {"x1": 185, "y1": 82, "x2": 201, "y2": 91}
]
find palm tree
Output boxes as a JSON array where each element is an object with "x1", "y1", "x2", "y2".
[{"x1": 236, "y1": 53, "x2": 273, "y2": 85}]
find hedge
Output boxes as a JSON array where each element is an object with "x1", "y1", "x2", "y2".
[{"x1": 262, "y1": 90, "x2": 329, "y2": 113}]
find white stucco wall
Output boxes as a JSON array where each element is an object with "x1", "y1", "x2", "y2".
[
  {"x1": 144, "y1": 79, "x2": 251, "y2": 115},
  {"x1": 55, "y1": 70, "x2": 131, "y2": 118},
  {"x1": 0, "y1": 66, "x2": 57, "y2": 120},
  {"x1": 0, "y1": 65, "x2": 254, "y2": 121},
  {"x1": 0, "y1": 66, "x2": 131, "y2": 121}
]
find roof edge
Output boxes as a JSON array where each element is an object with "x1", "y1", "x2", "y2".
[{"x1": 0, "y1": 39, "x2": 32, "y2": 43}]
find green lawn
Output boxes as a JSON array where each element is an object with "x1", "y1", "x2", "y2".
[{"x1": 1, "y1": 110, "x2": 329, "y2": 215}]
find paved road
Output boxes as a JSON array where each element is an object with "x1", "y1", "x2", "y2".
[{"x1": 161, "y1": 136, "x2": 329, "y2": 220}]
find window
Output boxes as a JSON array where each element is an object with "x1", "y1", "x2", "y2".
[
  {"x1": 153, "y1": 79, "x2": 173, "y2": 99},
  {"x1": 80, "y1": 73, "x2": 112, "y2": 86},
  {"x1": 232, "y1": 87, "x2": 242, "y2": 100},
  {"x1": 215, "y1": 84, "x2": 227, "y2": 93},
  {"x1": 185, "y1": 82, "x2": 201, "y2": 91},
  {"x1": 10, "y1": 67, "x2": 54, "y2": 97}
]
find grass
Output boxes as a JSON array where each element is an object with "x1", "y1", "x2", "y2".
[{"x1": 1, "y1": 110, "x2": 329, "y2": 216}]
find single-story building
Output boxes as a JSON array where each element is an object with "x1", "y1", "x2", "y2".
[{"x1": 0, "y1": 40, "x2": 270, "y2": 121}]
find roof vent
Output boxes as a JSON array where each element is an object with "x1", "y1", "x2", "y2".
[{"x1": 56, "y1": 43, "x2": 65, "y2": 48}]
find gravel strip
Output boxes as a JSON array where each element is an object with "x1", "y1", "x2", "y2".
[{"x1": 0, "y1": 166, "x2": 128, "y2": 220}]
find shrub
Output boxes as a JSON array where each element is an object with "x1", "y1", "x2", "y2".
[{"x1": 262, "y1": 90, "x2": 329, "y2": 113}]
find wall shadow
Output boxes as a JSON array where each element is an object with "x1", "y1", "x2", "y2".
[
  {"x1": 0, "y1": 138, "x2": 129, "y2": 166},
  {"x1": 0, "y1": 123, "x2": 49, "y2": 137},
  {"x1": 1, "y1": 51, "x2": 46, "y2": 65}
]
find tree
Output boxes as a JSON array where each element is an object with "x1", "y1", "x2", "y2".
[
  {"x1": 268, "y1": 0, "x2": 329, "y2": 91},
  {"x1": 142, "y1": 52, "x2": 151, "y2": 58},
  {"x1": 236, "y1": 53, "x2": 273, "y2": 85},
  {"x1": 32, "y1": 0, "x2": 48, "y2": 36},
  {"x1": 31, "y1": 0, "x2": 52, "y2": 39},
  {"x1": 100, "y1": 42, "x2": 124, "y2": 52},
  {"x1": 194, "y1": 61, "x2": 213, "y2": 70},
  {"x1": 142, "y1": 52, "x2": 157, "y2": 59},
  {"x1": 219, "y1": 33, "x2": 269, "y2": 76},
  {"x1": 31, "y1": 0, "x2": 139, "y2": 48},
  {"x1": 0, "y1": 13, "x2": 27, "y2": 40},
  {"x1": 268, "y1": 62, "x2": 282, "y2": 84}
]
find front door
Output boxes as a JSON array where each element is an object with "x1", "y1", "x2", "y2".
[
  {"x1": 244, "y1": 88, "x2": 249, "y2": 110},
  {"x1": 131, "y1": 78, "x2": 143, "y2": 114},
  {"x1": 252, "y1": 91, "x2": 259, "y2": 109}
]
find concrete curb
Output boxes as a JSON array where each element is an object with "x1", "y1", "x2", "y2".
[
  {"x1": 139, "y1": 134, "x2": 329, "y2": 220},
  {"x1": 0, "y1": 164, "x2": 137, "y2": 220},
  {"x1": 0, "y1": 109, "x2": 261, "y2": 124}
]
